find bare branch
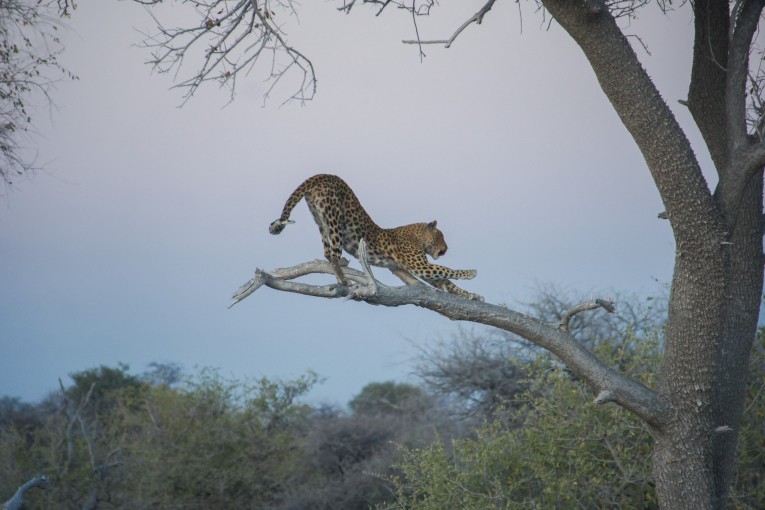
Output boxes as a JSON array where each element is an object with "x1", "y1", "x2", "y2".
[
  {"x1": 2, "y1": 476, "x2": 50, "y2": 510},
  {"x1": 135, "y1": 0, "x2": 316, "y2": 106},
  {"x1": 57, "y1": 378, "x2": 95, "y2": 473},
  {"x1": 727, "y1": 0, "x2": 765, "y2": 144},
  {"x1": 559, "y1": 298, "x2": 617, "y2": 332},
  {"x1": 402, "y1": 0, "x2": 496, "y2": 48},
  {"x1": 339, "y1": 0, "x2": 398, "y2": 14},
  {"x1": 231, "y1": 259, "x2": 669, "y2": 428},
  {"x1": 229, "y1": 258, "x2": 364, "y2": 308}
]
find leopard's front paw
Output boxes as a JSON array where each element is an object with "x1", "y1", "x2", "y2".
[{"x1": 462, "y1": 269, "x2": 478, "y2": 280}]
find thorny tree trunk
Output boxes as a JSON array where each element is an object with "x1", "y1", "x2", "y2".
[{"x1": 542, "y1": 1, "x2": 764, "y2": 508}]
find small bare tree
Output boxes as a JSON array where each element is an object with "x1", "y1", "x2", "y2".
[{"x1": 0, "y1": 0, "x2": 75, "y2": 189}]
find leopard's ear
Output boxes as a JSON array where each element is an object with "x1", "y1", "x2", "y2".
[{"x1": 428, "y1": 220, "x2": 438, "y2": 229}]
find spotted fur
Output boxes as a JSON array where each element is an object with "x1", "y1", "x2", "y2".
[{"x1": 269, "y1": 174, "x2": 482, "y2": 300}]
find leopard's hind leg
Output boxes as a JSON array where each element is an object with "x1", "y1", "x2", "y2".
[
  {"x1": 307, "y1": 199, "x2": 349, "y2": 286},
  {"x1": 389, "y1": 267, "x2": 421, "y2": 286}
]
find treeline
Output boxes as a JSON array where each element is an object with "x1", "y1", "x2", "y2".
[
  {"x1": 0, "y1": 365, "x2": 441, "y2": 510},
  {"x1": 2, "y1": 293, "x2": 764, "y2": 509}
]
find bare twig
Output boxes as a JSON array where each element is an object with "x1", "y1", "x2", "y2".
[
  {"x1": 58, "y1": 379, "x2": 95, "y2": 473},
  {"x1": 402, "y1": 0, "x2": 497, "y2": 48},
  {"x1": 409, "y1": 1, "x2": 426, "y2": 61},
  {"x1": 559, "y1": 298, "x2": 617, "y2": 332},
  {"x1": 136, "y1": 0, "x2": 316, "y2": 106}
]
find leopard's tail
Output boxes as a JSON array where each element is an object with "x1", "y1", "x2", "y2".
[{"x1": 269, "y1": 176, "x2": 316, "y2": 235}]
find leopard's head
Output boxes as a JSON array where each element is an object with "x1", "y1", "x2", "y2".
[{"x1": 423, "y1": 220, "x2": 448, "y2": 260}]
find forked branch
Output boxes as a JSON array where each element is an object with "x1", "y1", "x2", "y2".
[
  {"x1": 401, "y1": 0, "x2": 497, "y2": 48},
  {"x1": 231, "y1": 248, "x2": 669, "y2": 428},
  {"x1": 135, "y1": 0, "x2": 316, "y2": 105},
  {"x1": 559, "y1": 298, "x2": 616, "y2": 332}
]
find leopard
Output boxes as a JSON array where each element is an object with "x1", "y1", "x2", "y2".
[{"x1": 269, "y1": 174, "x2": 483, "y2": 301}]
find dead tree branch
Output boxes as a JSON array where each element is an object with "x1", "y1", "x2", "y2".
[
  {"x1": 401, "y1": 0, "x2": 497, "y2": 48},
  {"x1": 559, "y1": 298, "x2": 617, "y2": 332},
  {"x1": 339, "y1": 0, "x2": 435, "y2": 16},
  {"x1": 230, "y1": 252, "x2": 669, "y2": 428},
  {"x1": 135, "y1": 0, "x2": 316, "y2": 105},
  {"x1": 57, "y1": 378, "x2": 95, "y2": 473},
  {"x1": 2, "y1": 476, "x2": 50, "y2": 510}
]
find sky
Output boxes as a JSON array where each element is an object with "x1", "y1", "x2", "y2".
[{"x1": 0, "y1": 1, "x2": 707, "y2": 407}]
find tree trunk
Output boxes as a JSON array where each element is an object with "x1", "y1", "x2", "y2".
[
  {"x1": 711, "y1": 173, "x2": 764, "y2": 505},
  {"x1": 540, "y1": 1, "x2": 764, "y2": 508}
]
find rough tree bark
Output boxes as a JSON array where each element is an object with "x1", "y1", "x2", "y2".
[{"x1": 537, "y1": 1, "x2": 764, "y2": 508}]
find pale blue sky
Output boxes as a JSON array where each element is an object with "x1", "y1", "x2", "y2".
[{"x1": 1, "y1": 1, "x2": 700, "y2": 405}]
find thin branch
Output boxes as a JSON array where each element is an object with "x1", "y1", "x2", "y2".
[
  {"x1": 402, "y1": 0, "x2": 496, "y2": 48},
  {"x1": 230, "y1": 259, "x2": 669, "y2": 428},
  {"x1": 409, "y1": 0, "x2": 426, "y2": 61},
  {"x1": 559, "y1": 298, "x2": 617, "y2": 332},
  {"x1": 726, "y1": 0, "x2": 765, "y2": 145},
  {"x1": 338, "y1": 0, "x2": 403, "y2": 15},
  {"x1": 58, "y1": 379, "x2": 95, "y2": 473},
  {"x1": 135, "y1": 0, "x2": 316, "y2": 106},
  {"x1": 77, "y1": 413, "x2": 96, "y2": 470}
]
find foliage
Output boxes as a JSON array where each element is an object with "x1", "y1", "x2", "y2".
[
  {"x1": 114, "y1": 369, "x2": 320, "y2": 509},
  {"x1": 349, "y1": 382, "x2": 428, "y2": 416},
  {"x1": 383, "y1": 333, "x2": 661, "y2": 509},
  {"x1": 65, "y1": 363, "x2": 143, "y2": 408},
  {"x1": 272, "y1": 410, "x2": 405, "y2": 510},
  {"x1": 416, "y1": 291, "x2": 666, "y2": 420},
  {"x1": 383, "y1": 325, "x2": 765, "y2": 510},
  {"x1": 272, "y1": 381, "x2": 457, "y2": 510},
  {"x1": 1, "y1": 366, "x2": 450, "y2": 510},
  {"x1": 415, "y1": 329, "x2": 534, "y2": 420},
  {"x1": 0, "y1": 367, "x2": 322, "y2": 509}
]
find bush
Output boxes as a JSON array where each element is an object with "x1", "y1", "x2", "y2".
[
  {"x1": 383, "y1": 342, "x2": 658, "y2": 509},
  {"x1": 384, "y1": 324, "x2": 765, "y2": 510}
]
